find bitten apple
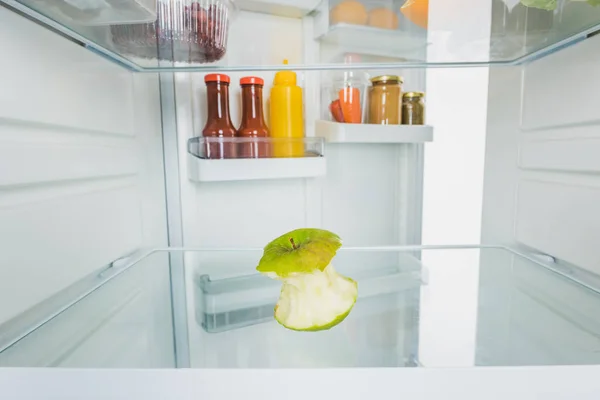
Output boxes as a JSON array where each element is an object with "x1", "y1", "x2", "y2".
[{"x1": 256, "y1": 228, "x2": 358, "y2": 332}]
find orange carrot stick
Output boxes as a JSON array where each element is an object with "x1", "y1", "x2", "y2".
[{"x1": 339, "y1": 87, "x2": 361, "y2": 123}]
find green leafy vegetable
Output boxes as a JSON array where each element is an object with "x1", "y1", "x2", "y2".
[{"x1": 520, "y1": 0, "x2": 557, "y2": 10}]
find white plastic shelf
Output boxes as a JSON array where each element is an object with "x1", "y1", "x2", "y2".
[
  {"x1": 187, "y1": 156, "x2": 326, "y2": 182},
  {"x1": 234, "y1": 0, "x2": 321, "y2": 18},
  {"x1": 187, "y1": 136, "x2": 327, "y2": 182},
  {"x1": 317, "y1": 24, "x2": 428, "y2": 60},
  {"x1": 315, "y1": 120, "x2": 433, "y2": 144}
]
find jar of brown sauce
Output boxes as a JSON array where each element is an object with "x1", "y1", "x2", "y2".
[
  {"x1": 368, "y1": 75, "x2": 403, "y2": 125},
  {"x1": 402, "y1": 92, "x2": 426, "y2": 125},
  {"x1": 238, "y1": 76, "x2": 270, "y2": 158},
  {"x1": 202, "y1": 73, "x2": 237, "y2": 159}
]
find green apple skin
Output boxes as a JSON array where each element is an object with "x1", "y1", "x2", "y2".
[
  {"x1": 256, "y1": 228, "x2": 358, "y2": 332},
  {"x1": 275, "y1": 297, "x2": 356, "y2": 332},
  {"x1": 256, "y1": 228, "x2": 342, "y2": 278},
  {"x1": 272, "y1": 264, "x2": 358, "y2": 332},
  {"x1": 520, "y1": 0, "x2": 557, "y2": 10}
]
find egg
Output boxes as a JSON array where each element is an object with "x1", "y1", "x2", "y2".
[
  {"x1": 330, "y1": 0, "x2": 368, "y2": 26},
  {"x1": 368, "y1": 8, "x2": 399, "y2": 29}
]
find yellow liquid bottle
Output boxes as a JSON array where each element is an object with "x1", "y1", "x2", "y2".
[{"x1": 270, "y1": 60, "x2": 305, "y2": 157}]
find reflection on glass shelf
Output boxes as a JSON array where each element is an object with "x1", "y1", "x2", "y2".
[
  {"x1": 1, "y1": 246, "x2": 600, "y2": 369},
  {"x1": 2, "y1": 0, "x2": 600, "y2": 70}
]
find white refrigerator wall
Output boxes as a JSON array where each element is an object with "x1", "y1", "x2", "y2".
[
  {"x1": 175, "y1": 12, "x2": 428, "y2": 366},
  {"x1": 0, "y1": 7, "x2": 171, "y2": 363},
  {"x1": 482, "y1": 34, "x2": 600, "y2": 275},
  {"x1": 175, "y1": 11, "x2": 427, "y2": 252}
]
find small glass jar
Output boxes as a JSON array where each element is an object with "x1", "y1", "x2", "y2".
[
  {"x1": 368, "y1": 75, "x2": 403, "y2": 125},
  {"x1": 402, "y1": 92, "x2": 426, "y2": 125},
  {"x1": 323, "y1": 71, "x2": 369, "y2": 124}
]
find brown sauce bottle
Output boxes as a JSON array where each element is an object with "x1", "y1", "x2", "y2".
[
  {"x1": 237, "y1": 76, "x2": 270, "y2": 158},
  {"x1": 202, "y1": 73, "x2": 237, "y2": 159}
]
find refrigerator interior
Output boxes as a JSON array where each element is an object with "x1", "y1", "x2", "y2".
[{"x1": 1, "y1": 0, "x2": 600, "y2": 374}]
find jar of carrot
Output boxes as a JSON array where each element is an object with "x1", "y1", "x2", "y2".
[{"x1": 324, "y1": 71, "x2": 369, "y2": 124}]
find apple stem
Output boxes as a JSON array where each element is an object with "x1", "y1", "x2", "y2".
[{"x1": 289, "y1": 238, "x2": 298, "y2": 250}]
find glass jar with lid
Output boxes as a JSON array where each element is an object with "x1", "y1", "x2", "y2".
[
  {"x1": 368, "y1": 75, "x2": 403, "y2": 125},
  {"x1": 402, "y1": 92, "x2": 426, "y2": 125},
  {"x1": 322, "y1": 71, "x2": 369, "y2": 124}
]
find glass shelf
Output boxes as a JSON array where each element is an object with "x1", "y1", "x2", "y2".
[
  {"x1": 2, "y1": 245, "x2": 600, "y2": 369},
  {"x1": 3, "y1": 0, "x2": 600, "y2": 71}
]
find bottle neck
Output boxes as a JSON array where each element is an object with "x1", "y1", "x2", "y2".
[
  {"x1": 206, "y1": 82, "x2": 233, "y2": 124},
  {"x1": 240, "y1": 84, "x2": 266, "y2": 126}
]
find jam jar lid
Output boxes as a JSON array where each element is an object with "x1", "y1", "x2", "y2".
[
  {"x1": 370, "y1": 75, "x2": 404, "y2": 84},
  {"x1": 403, "y1": 91, "x2": 425, "y2": 98}
]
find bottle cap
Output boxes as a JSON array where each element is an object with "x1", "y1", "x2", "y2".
[
  {"x1": 205, "y1": 74, "x2": 230, "y2": 84},
  {"x1": 273, "y1": 59, "x2": 297, "y2": 86},
  {"x1": 240, "y1": 76, "x2": 264, "y2": 85}
]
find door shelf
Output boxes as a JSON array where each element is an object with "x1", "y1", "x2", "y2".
[
  {"x1": 233, "y1": 0, "x2": 321, "y2": 18},
  {"x1": 316, "y1": 23, "x2": 428, "y2": 60},
  {"x1": 187, "y1": 156, "x2": 326, "y2": 182},
  {"x1": 315, "y1": 120, "x2": 433, "y2": 144},
  {"x1": 187, "y1": 136, "x2": 326, "y2": 182},
  {"x1": 311, "y1": 0, "x2": 428, "y2": 61}
]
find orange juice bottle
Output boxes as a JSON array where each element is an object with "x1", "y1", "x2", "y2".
[{"x1": 269, "y1": 60, "x2": 305, "y2": 157}]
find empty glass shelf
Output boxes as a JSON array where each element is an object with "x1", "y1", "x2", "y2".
[
  {"x1": 1, "y1": 245, "x2": 600, "y2": 369},
  {"x1": 2, "y1": 0, "x2": 600, "y2": 71}
]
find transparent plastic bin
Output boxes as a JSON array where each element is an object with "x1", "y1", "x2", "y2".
[
  {"x1": 23, "y1": 0, "x2": 158, "y2": 25},
  {"x1": 196, "y1": 251, "x2": 424, "y2": 334},
  {"x1": 321, "y1": 71, "x2": 370, "y2": 124},
  {"x1": 489, "y1": 0, "x2": 600, "y2": 60},
  {"x1": 490, "y1": 0, "x2": 554, "y2": 58},
  {"x1": 188, "y1": 136, "x2": 325, "y2": 160},
  {"x1": 110, "y1": 0, "x2": 236, "y2": 64}
]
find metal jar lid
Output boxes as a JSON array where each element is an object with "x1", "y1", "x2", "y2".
[
  {"x1": 370, "y1": 75, "x2": 404, "y2": 84},
  {"x1": 403, "y1": 91, "x2": 426, "y2": 98}
]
